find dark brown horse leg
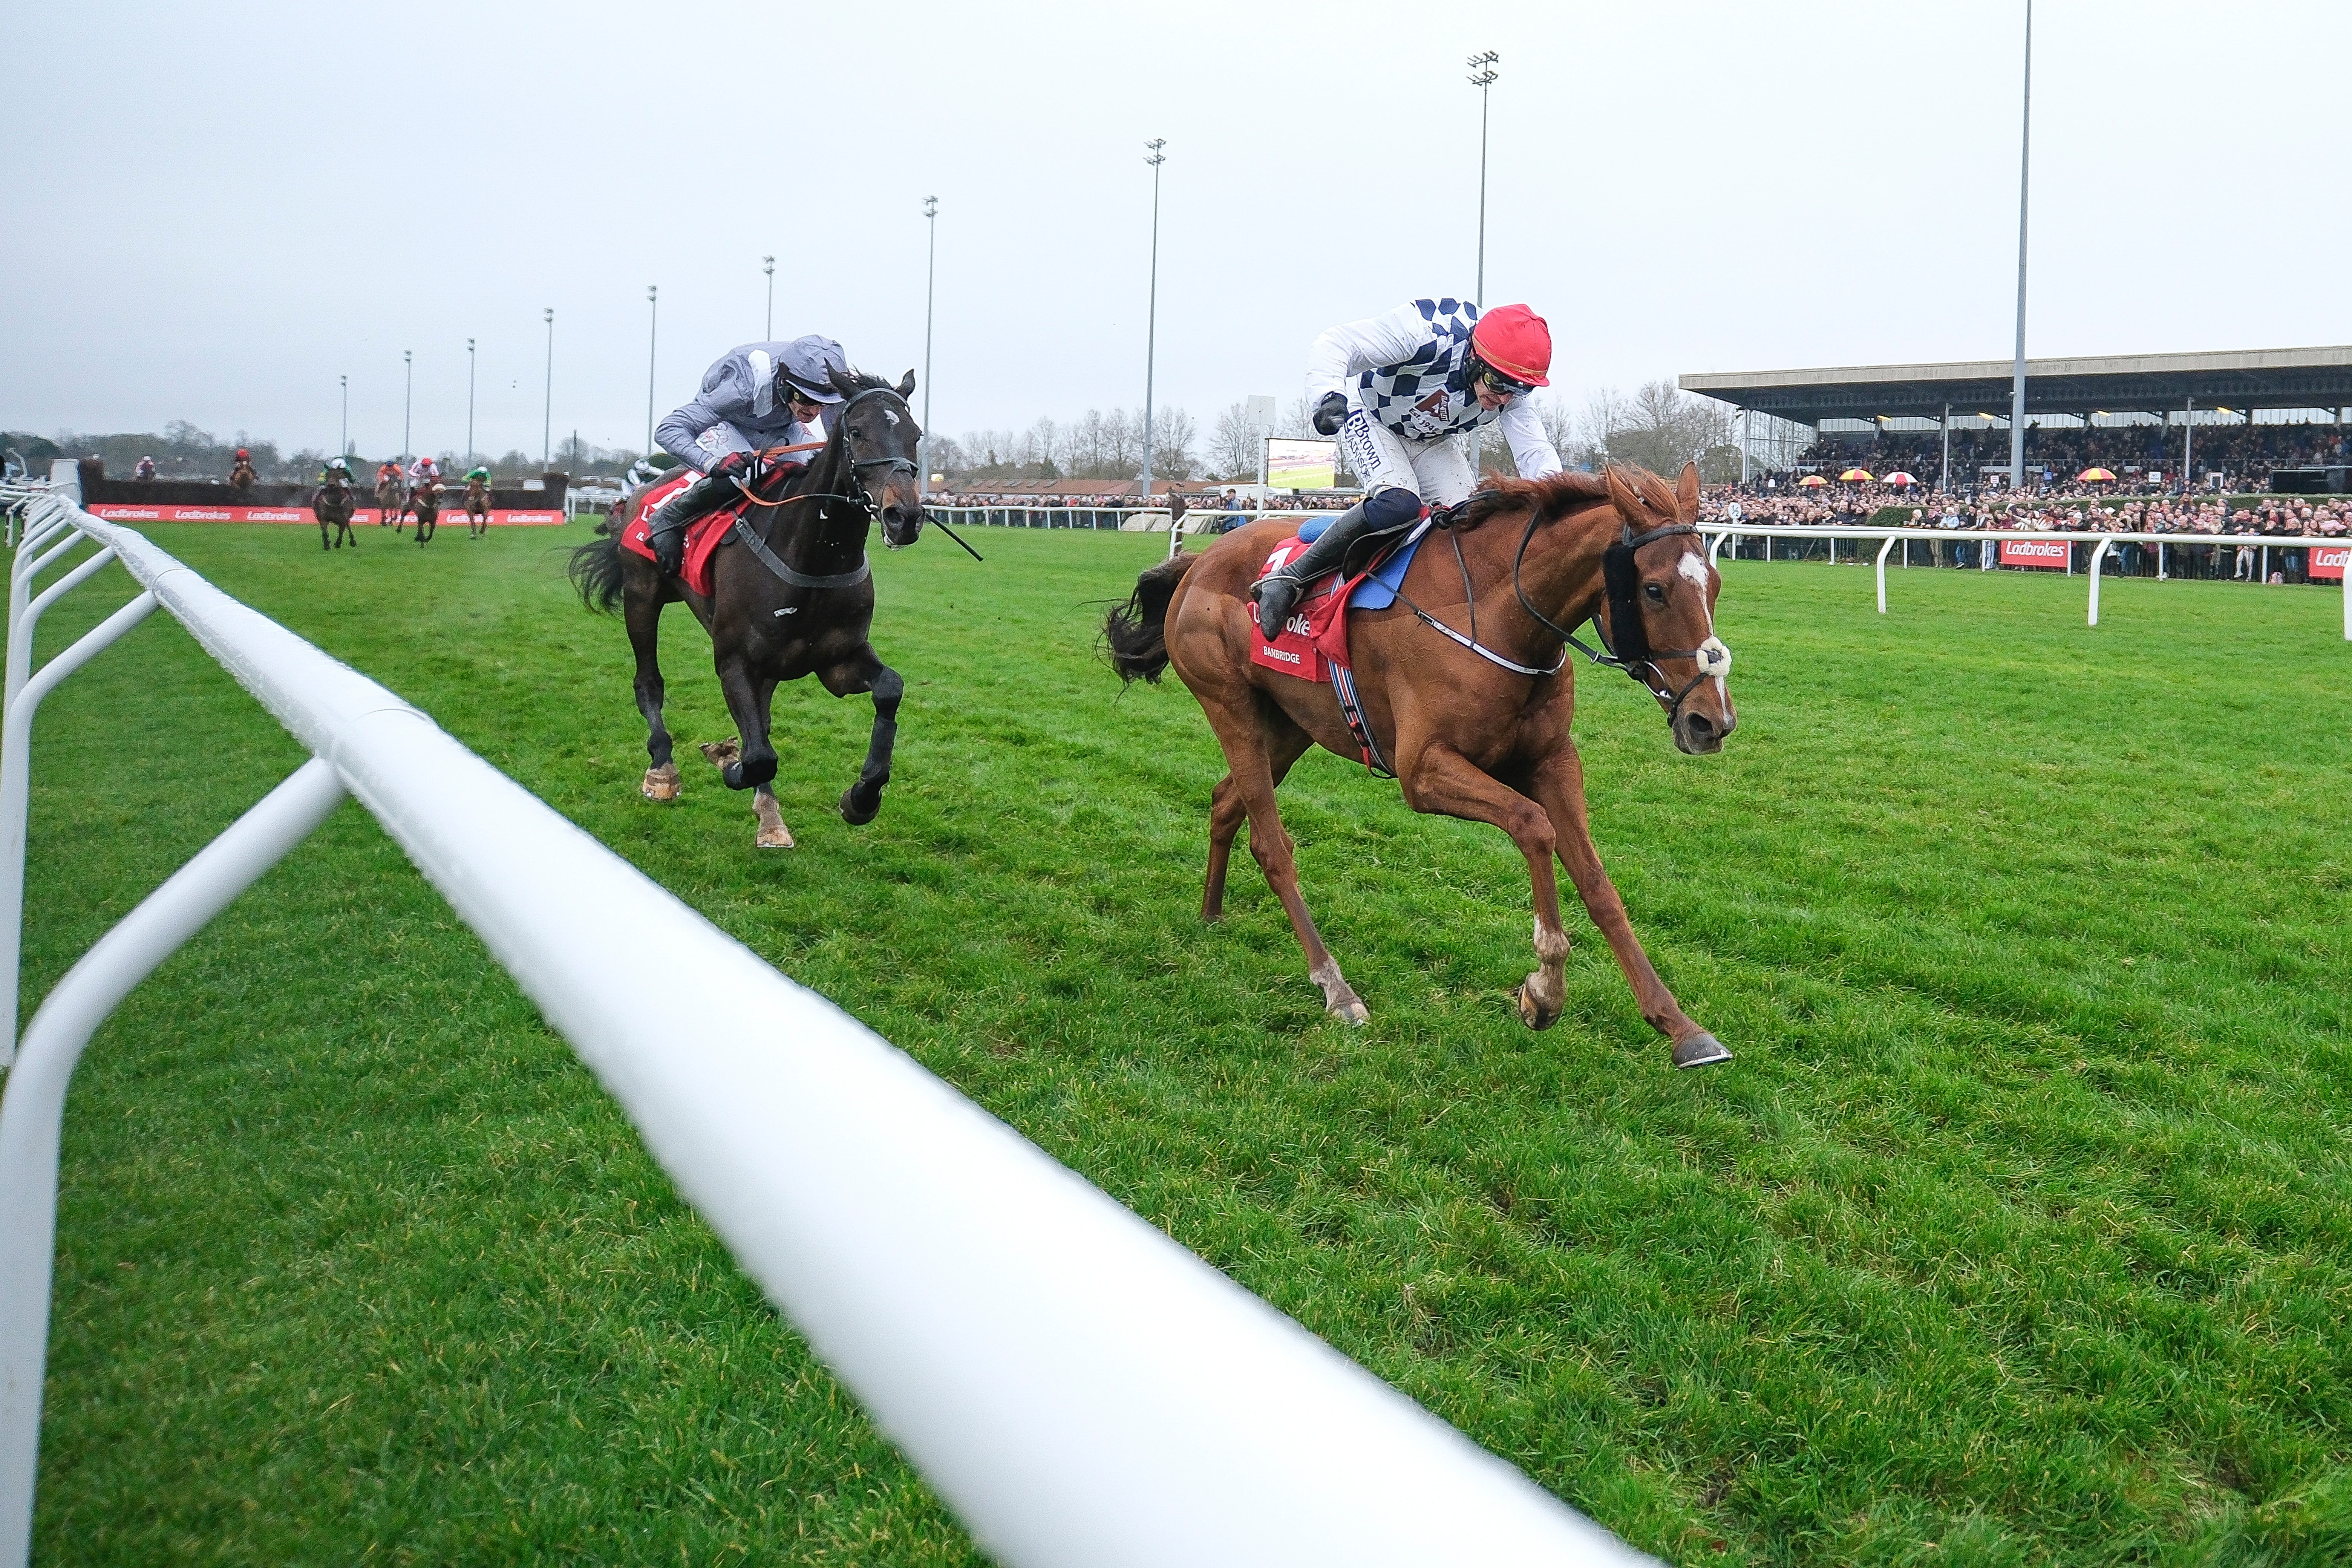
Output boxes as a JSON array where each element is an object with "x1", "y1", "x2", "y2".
[
  {"x1": 1526, "y1": 741, "x2": 1729, "y2": 1068},
  {"x1": 624, "y1": 575, "x2": 681, "y2": 801},
  {"x1": 1203, "y1": 723, "x2": 1312, "y2": 922},
  {"x1": 1397, "y1": 744, "x2": 1574, "y2": 1030},
  {"x1": 1197, "y1": 696, "x2": 1366, "y2": 1023},
  {"x1": 823, "y1": 648, "x2": 900, "y2": 827},
  {"x1": 712, "y1": 655, "x2": 781, "y2": 793}
]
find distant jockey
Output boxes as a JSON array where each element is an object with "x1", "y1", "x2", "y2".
[
  {"x1": 643, "y1": 335, "x2": 851, "y2": 577},
  {"x1": 228, "y1": 447, "x2": 257, "y2": 491},
  {"x1": 319, "y1": 456, "x2": 354, "y2": 484},
  {"x1": 135, "y1": 455, "x2": 158, "y2": 480},
  {"x1": 1252, "y1": 299, "x2": 1562, "y2": 640},
  {"x1": 406, "y1": 454, "x2": 442, "y2": 487},
  {"x1": 464, "y1": 465, "x2": 491, "y2": 484},
  {"x1": 375, "y1": 459, "x2": 401, "y2": 486}
]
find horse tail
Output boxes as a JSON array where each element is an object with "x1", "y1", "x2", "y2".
[
  {"x1": 1103, "y1": 552, "x2": 1200, "y2": 685},
  {"x1": 568, "y1": 530, "x2": 628, "y2": 614}
]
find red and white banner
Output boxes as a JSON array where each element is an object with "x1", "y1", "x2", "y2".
[
  {"x1": 2310, "y1": 542, "x2": 2350, "y2": 582},
  {"x1": 85, "y1": 503, "x2": 565, "y2": 527},
  {"x1": 1999, "y1": 537, "x2": 2073, "y2": 570}
]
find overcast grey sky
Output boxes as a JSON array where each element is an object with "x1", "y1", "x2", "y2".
[{"x1": 6, "y1": 0, "x2": 2347, "y2": 461}]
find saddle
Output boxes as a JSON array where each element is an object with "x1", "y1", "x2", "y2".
[
  {"x1": 617, "y1": 464, "x2": 807, "y2": 597},
  {"x1": 1248, "y1": 517, "x2": 1434, "y2": 683}
]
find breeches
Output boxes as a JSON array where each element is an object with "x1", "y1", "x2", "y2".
[{"x1": 1336, "y1": 409, "x2": 1478, "y2": 508}]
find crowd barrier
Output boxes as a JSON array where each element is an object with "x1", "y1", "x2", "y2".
[{"x1": 0, "y1": 469, "x2": 1648, "y2": 1568}]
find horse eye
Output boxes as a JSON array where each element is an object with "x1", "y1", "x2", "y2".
[{"x1": 1644, "y1": 582, "x2": 1666, "y2": 605}]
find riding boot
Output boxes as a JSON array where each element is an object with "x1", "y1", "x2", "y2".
[
  {"x1": 646, "y1": 472, "x2": 737, "y2": 574},
  {"x1": 1251, "y1": 500, "x2": 1371, "y2": 641}
]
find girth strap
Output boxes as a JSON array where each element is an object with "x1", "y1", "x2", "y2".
[{"x1": 729, "y1": 514, "x2": 871, "y2": 590}]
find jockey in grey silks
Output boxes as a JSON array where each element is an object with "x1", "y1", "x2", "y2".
[{"x1": 644, "y1": 335, "x2": 854, "y2": 576}]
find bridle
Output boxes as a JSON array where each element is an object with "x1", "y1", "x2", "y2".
[
  {"x1": 1509, "y1": 509, "x2": 1731, "y2": 723},
  {"x1": 724, "y1": 386, "x2": 983, "y2": 577}
]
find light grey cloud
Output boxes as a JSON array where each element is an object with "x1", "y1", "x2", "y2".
[{"x1": 6, "y1": 0, "x2": 2345, "y2": 461}]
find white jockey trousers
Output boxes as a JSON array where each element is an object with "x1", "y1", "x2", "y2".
[{"x1": 1337, "y1": 408, "x2": 1478, "y2": 508}]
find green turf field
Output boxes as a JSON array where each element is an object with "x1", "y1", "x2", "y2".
[{"x1": 9, "y1": 517, "x2": 2349, "y2": 1565}]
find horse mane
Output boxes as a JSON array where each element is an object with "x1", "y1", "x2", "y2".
[{"x1": 1452, "y1": 464, "x2": 1678, "y2": 529}]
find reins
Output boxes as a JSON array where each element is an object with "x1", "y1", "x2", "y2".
[
  {"x1": 1396, "y1": 496, "x2": 1727, "y2": 722},
  {"x1": 719, "y1": 387, "x2": 985, "y2": 567}
]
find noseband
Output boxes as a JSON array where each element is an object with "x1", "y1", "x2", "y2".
[{"x1": 1512, "y1": 513, "x2": 1732, "y2": 723}]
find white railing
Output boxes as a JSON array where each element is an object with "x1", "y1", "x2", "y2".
[
  {"x1": 0, "y1": 469, "x2": 1648, "y2": 1568},
  {"x1": 1699, "y1": 524, "x2": 2351, "y2": 634}
]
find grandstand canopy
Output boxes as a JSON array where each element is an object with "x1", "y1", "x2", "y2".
[{"x1": 1681, "y1": 347, "x2": 2352, "y2": 424}]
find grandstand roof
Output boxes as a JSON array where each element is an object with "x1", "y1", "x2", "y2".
[{"x1": 1681, "y1": 347, "x2": 2352, "y2": 424}]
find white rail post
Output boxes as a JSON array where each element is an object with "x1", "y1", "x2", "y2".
[
  {"x1": 5, "y1": 548, "x2": 117, "y2": 719},
  {"x1": 0, "y1": 759, "x2": 348, "y2": 1566},
  {"x1": 0, "y1": 593, "x2": 159, "y2": 1065},
  {"x1": 4, "y1": 527, "x2": 90, "y2": 712},
  {"x1": 1875, "y1": 535, "x2": 1897, "y2": 614},
  {"x1": 2087, "y1": 536, "x2": 2115, "y2": 626},
  {"x1": 2344, "y1": 556, "x2": 2350, "y2": 642}
]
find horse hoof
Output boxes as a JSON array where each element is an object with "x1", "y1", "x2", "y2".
[
  {"x1": 1672, "y1": 1033, "x2": 1732, "y2": 1070},
  {"x1": 756, "y1": 824, "x2": 796, "y2": 850},
  {"x1": 698, "y1": 738, "x2": 741, "y2": 770},
  {"x1": 838, "y1": 788, "x2": 879, "y2": 827},
  {"x1": 1329, "y1": 997, "x2": 1370, "y2": 1026},
  {"x1": 1515, "y1": 978, "x2": 1562, "y2": 1031},
  {"x1": 640, "y1": 766, "x2": 681, "y2": 802}
]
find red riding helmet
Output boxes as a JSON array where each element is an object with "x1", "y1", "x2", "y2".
[
  {"x1": 1469, "y1": 303, "x2": 1551, "y2": 389},
  {"x1": 235, "y1": 447, "x2": 250, "y2": 459}
]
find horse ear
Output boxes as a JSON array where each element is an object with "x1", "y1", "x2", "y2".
[
  {"x1": 826, "y1": 363, "x2": 859, "y2": 398},
  {"x1": 1676, "y1": 461, "x2": 1700, "y2": 518},
  {"x1": 897, "y1": 369, "x2": 917, "y2": 399},
  {"x1": 1603, "y1": 464, "x2": 1642, "y2": 520}
]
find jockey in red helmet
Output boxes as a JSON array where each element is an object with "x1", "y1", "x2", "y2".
[{"x1": 1253, "y1": 299, "x2": 1560, "y2": 640}]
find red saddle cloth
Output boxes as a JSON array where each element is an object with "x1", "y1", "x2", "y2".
[
  {"x1": 1248, "y1": 535, "x2": 1376, "y2": 682},
  {"x1": 617, "y1": 465, "x2": 806, "y2": 598}
]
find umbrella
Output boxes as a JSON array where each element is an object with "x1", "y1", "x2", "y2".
[
  {"x1": 1883, "y1": 471, "x2": 1919, "y2": 486},
  {"x1": 2078, "y1": 467, "x2": 2116, "y2": 482},
  {"x1": 1798, "y1": 475, "x2": 1828, "y2": 487},
  {"x1": 1838, "y1": 468, "x2": 1874, "y2": 482}
]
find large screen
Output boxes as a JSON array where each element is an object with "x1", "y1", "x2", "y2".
[{"x1": 1265, "y1": 437, "x2": 1338, "y2": 490}]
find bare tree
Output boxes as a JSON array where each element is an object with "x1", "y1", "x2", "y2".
[
  {"x1": 1152, "y1": 406, "x2": 1198, "y2": 480},
  {"x1": 1577, "y1": 380, "x2": 1736, "y2": 480},
  {"x1": 1208, "y1": 401, "x2": 1259, "y2": 479}
]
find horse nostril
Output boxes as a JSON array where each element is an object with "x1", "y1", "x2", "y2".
[{"x1": 1685, "y1": 712, "x2": 1715, "y2": 738}]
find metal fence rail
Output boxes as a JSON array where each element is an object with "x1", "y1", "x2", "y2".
[{"x1": 0, "y1": 470, "x2": 1648, "y2": 1568}]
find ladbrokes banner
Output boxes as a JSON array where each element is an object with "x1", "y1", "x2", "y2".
[
  {"x1": 2311, "y1": 542, "x2": 2350, "y2": 582},
  {"x1": 1999, "y1": 538, "x2": 2072, "y2": 570},
  {"x1": 85, "y1": 503, "x2": 564, "y2": 526}
]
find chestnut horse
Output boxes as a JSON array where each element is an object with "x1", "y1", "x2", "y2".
[
  {"x1": 464, "y1": 475, "x2": 491, "y2": 538},
  {"x1": 1105, "y1": 462, "x2": 1737, "y2": 1069},
  {"x1": 408, "y1": 480, "x2": 443, "y2": 544},
  {"x1": 375, "y1": 472, "x2": 405, "y2": 529}
]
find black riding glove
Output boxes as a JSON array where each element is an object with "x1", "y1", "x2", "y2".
[
  {"x1": 710, "y1": 451, "x2": 754, "y2": 485},
  {"x1": 1312, "y1": 392, "x2": 1349, "y2": 437},
  {"x1": 654, "y1": 522, "x2": 686, "y2": 576}
]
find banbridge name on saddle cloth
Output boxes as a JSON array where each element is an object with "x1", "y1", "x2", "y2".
[{"x1": 617, "y1": 465, "x2": 806, "y2": 598}]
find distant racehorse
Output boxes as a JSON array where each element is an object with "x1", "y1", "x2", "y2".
[
  {"x1": 568, "y1": 367, "x2": 927, "y2": 850},
  {"x1": 409, "y1": 480, "x2": 443, "y2": 544},
  {"x1": 1104, "y1": 462, "x2": 1738, "y2": 1068},
  {"x1": 311, "y1": 474, "x2": 360, "y2": 551},
  {"x1": 464, "y1": 475, "x2": 491, "y2": 538},
  {"x1": 375, "y1": 472, "x2": 405, "y2": 529}
]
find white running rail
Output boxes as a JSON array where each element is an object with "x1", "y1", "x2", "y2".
[{"x1": 0, "y1": 468, "x2": 1650, "y2": 1568}]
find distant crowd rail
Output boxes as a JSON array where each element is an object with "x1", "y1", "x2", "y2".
[{"x1": 0, "y1": 467, "x2": 1648, "y2": 1568}]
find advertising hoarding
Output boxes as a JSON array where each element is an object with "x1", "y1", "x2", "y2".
[{"x1": 1265, "y1": 438, "x2": 1337, "y2": 491}]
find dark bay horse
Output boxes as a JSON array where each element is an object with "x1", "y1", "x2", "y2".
[
  {"x1": 1105, "y1": 462, "x2": 1738, "y2": 1069},
  {"x1": 311, "y1": 475, "x2": 359, "y2": 550},
  {"x1": 409, "y1": 480, "x2": 443, "y2": 544},
  {"x1": 569, "y1": 366, "x2": 926, "y2": 850}
]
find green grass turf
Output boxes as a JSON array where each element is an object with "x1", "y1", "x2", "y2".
[{"x1": 8, "y1": 516, "x2": 2349, "y2": 1565}]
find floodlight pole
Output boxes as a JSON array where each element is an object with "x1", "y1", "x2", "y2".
[
  {"x1": 338, "y1": 375, "x2": 348, "y2": 458},
  {"x1": 645, "y1": 285, "x2": 659, "y2": 456},
  {"x1": 1467, "y1": 52, "x2": 1498, "y2": 308},
  {"x1": 920, "y1": 197, "x2": 938, "y2": 497},
  {"x1": 402, "y1": 350, "x2": 412, "y2": 464},
  {"x1": 763, "y1": 255, "x2": 775, "y2": 340},
  {"x1": 2008, "y1": 0, "x2": 2032, "y2": 493},
  {"x1": 466, "y1": 338, "x2": 476, "y2": 467},
  {"x1": 542, "y1": 309, "x2": 554, "y2": 468},
  {"x1": 1139, "y1": 140, "x2": 1166, "y2": 504}
]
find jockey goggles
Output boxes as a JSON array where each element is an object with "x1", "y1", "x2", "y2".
[{"x1": 1475, "y1": 359, "x2": 1537, "y2": 398}]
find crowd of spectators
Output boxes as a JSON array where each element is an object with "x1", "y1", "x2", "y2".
[
  {"x1": 1773, "y1": 415, "x2": 2350, "y2": 497},
  {"x1": 923, "y1": 485, "x2": 1352, "y2": 530}
]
